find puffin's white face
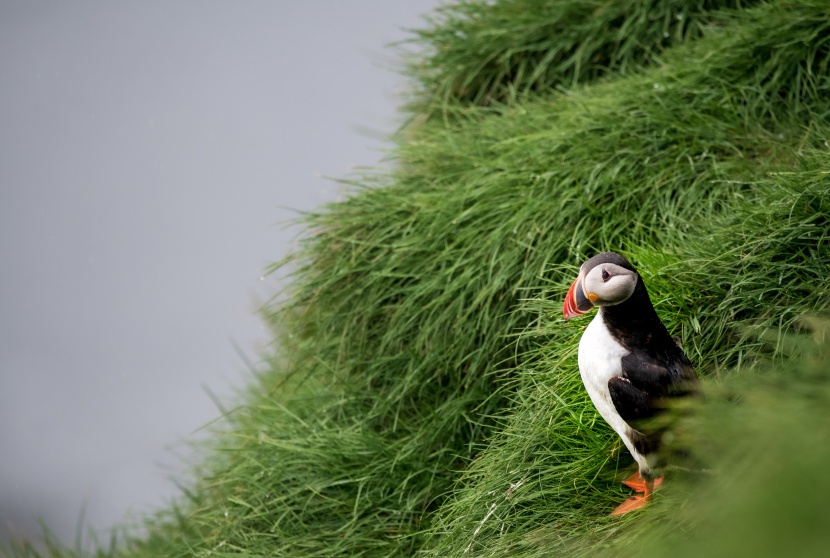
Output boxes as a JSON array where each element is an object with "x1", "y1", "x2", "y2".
[
  {"x1": 564, "y1": 256, "x2": 639, "y2": 319},
  {"x1": 580, "y1": 262, "x2": 638, "y2": 307}
]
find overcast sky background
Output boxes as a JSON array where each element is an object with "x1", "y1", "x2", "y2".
[{"x1": 0, "y1": 0, "x2": 439, "y2": 546}]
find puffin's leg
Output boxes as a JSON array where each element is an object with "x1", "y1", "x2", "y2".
[
  {"x1": 611, "y1": 471, "x2": 663, "y2": 515},
  {"x1": 622, "y1": 471, "x2": 664, "y2": 493},
  {"x1": 611, "y1": 478, "x2": 652, "y2": 516}
]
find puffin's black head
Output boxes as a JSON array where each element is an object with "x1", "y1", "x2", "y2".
[{"x1": 563, "y1": 252, "x2": 639, "y2": 319}]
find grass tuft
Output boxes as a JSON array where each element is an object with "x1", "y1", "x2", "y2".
[{"x1": 406, "y1": 0, "x2": 763, "y2": 110}]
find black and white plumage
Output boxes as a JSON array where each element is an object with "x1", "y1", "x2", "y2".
[{"x1": 563, "y1": 252, "x2": 698, "y2": 514}]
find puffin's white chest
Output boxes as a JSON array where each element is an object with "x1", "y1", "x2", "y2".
[
  {"x1": 577, "y1": 312, "x2": 649, "y2": 466},
  {"x1": 578, "y1": 313, "x2": 627, "y2": 421}
]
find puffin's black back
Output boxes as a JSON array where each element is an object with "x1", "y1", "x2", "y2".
[{"x1": 596, "y1": 254, "x2": 698, "y2": 453}]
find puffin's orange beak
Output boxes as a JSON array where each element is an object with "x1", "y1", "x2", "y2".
[{"x1": 563, "y1": 275, "x2": 593, "y2": 319}]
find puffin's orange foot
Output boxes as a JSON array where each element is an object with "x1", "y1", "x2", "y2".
[
  {"x1": 622, "y1": 472, "x2": 664, "y2": 493},
  {"x1": 611, "y1": 494, "x2": 649, "y2": 516}
]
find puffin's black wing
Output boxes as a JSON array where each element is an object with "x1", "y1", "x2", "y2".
[
  {"x1": 608, "y1": 349, "x2": 697, "y2": 425},
  {"x1": 608, "y1": 349, "x2": 697, "y2": 456}
]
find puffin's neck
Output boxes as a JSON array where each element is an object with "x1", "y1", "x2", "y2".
[{"x1": 599, "y1": 278, "x2": 673, "y2": 353}]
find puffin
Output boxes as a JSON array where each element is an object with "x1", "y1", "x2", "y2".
[{"x1": 563, "y1": 252, "x2": 698, "y2": 515}]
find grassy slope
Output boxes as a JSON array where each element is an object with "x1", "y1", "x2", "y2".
[{"x1": 6, "y1": 1, "x2": 830, "y2": 557}]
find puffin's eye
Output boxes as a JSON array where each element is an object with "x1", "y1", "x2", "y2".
[{"x1": 601, "y1": 269, "x2": 610, "y2": 282}]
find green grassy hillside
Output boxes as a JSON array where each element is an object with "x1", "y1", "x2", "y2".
[{"x1": 8, "y1": 1, "x2": 830, "y2": 556}]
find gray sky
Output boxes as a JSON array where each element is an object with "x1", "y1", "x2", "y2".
[{"x1": 0, "y1": 0, "x2": 439, "y2": 546}]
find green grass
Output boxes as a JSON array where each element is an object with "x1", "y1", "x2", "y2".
[
  {"x1": 5, "y1": 1, "x2": 830, "y2": 556},
  {"x1": 406, "y1": 0, "x2": 763, "y2": 110},
  {"x1": 421, "y1": 152, "x2": 830, "y2": 557}
]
